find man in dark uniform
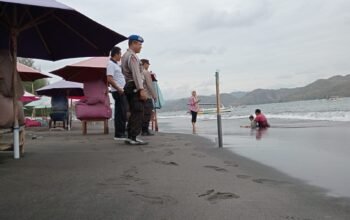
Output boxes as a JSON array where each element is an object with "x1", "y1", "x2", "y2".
[{"x1": 121, "y1": 35, "x2": 148, "y2": 145}]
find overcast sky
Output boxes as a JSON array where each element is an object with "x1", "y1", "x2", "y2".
[{"x1": 35, "y1": 0, "x2": 350, "y2": 100}]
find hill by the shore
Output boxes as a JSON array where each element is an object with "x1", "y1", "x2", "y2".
[{"x1": 161, "y1": 74, "x2": 350, "y2": 112}]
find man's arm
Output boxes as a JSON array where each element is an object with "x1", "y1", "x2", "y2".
[
  {"x1": 107, "y1": 75, "x2": 123, "y2": 93},
  {"x1": 129, "y1": 55, "x2": 144, "y2": 90},
  {"x1": 144, "y1": 72, "x2": 157, "y2": 99}
]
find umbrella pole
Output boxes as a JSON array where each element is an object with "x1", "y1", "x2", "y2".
[
  {"x1": 69, "y1": 98, "x2": 72, "y2": 130},
  {"x1": 11, "y1": 28, "x2": 20, "y2": 159}
]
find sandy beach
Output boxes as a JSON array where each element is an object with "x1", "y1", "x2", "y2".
[{"x1": 1, "y1": 122, "x2": 350, "y2": 220}]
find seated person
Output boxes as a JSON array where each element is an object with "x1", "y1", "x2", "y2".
[
  {"x1": 240, "y1": 115, "x2": 257, "y2": 129},
  {"x1": 255, "y1": 109, "x2": 270, "y2": 128}
]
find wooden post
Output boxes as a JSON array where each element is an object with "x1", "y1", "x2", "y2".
[
  {"x1": 215, "y1": 71, "x2": 223, "y2": 148},
  {"x1": 11, "y1": 24, "x2": 20, "y2": 159}
]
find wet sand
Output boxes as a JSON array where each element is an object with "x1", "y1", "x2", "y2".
[
  {"x1": 1, "y1": 123, "x2": 350, "y2": 219},
  {"x1": 159, "y1": 116, "x2": 350, "y2": 198}
]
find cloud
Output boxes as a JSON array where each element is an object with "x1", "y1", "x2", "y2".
[
  {"x1": 196, "y1": 0, "x2": 272, "y2": 30},
  {"x1": 33, "y1": 0, "x2": 350, "y2": 100}
]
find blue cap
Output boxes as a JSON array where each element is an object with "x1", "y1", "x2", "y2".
[{"x1": 128, "y1": 35, "x2": 144, "y2": 43}]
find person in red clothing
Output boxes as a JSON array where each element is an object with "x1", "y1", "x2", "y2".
[{"x1": 254, "y1": 109, "x2": 270, "y2": 128}]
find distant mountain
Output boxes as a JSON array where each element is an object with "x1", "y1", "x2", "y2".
[
  {"x1": 230, "y1": 91, "x2": 248, "y2": 98},
  {"x1": 238, "y1": 74, "x2": 350, "y2": 105},
  {"x1": 160, "y1": 74, "x2": 350, "y2": 112}
]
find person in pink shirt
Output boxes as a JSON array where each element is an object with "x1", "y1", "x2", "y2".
[
  {"x1": 188, "y1": 90, "x2": 200, "y2": 134},
  {"x1": 254, "y1": 109, "x2": 270, "y2": 128}
]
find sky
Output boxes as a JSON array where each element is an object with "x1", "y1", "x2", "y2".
[{"x1": 34, "y1": 0, "x2": 350, "y2": 100}]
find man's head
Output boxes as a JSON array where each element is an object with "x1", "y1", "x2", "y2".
[
  {"x1": 110, "y1": 46, "x2": 121, "y2": 61},
  {"x1": 128, "y1": 35, "x2": 144, "y2": 54},
  {"x1": 255, "y1": 109, "x2": 261, "y2": 115},
  {"x1": 192, "y1": 90, "x2": 197, "y2": 96},
  {"x1": 141, "y1": 59, "x2": 150, "y2": 70}
]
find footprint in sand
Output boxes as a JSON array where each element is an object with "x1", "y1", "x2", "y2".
[
  {"x1": 160, "y1": 143, "x2": 175, "y2": 147},
  {"x1": 164, "y1": 150, "x2": 174, "y2": 157},
  {"x1": 207, "y1": 192, "x2": 240, "y2": 203},
  {"x1": 224, "y1": 161, "x2": 239, "y2": 167},
  {"x1": 283, "y1": 216, "x2": 312, "y2": 220},
  {"x1": 133, "y1": 193, "x2": 178, "y2": 205},
  {"x1": 121, "y1": 167, "x2": 143, "y2": 182},
  {"x1": 153, "y1": 160, "x2": 179, "y2": 166},
  {"x1": 252, "y1": 178, "x2": 289, "y2": 185},
  {"x1": 204, "y1": 165, "x2": 228, "y2": 173},
  {"x1": 236, "y1": 174, "x2": 251, "y2": 179},
  {"x1": 191, "y1": 153, "x2": 206, "y2": 158},
  {"x1": 198, "y1": 189, "x2": 215, "y2": 197}
]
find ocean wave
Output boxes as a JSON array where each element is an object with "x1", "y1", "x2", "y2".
[
  {"x1": 265, "y1": 111, "x2": 350, "y2": 122},
  {"x1": 159, "y1": 111, "x2": 350, "y2": 122}
]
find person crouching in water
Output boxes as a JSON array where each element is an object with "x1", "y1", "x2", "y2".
[
  {"x1": 140, "y1": 59, "x2": 157, "y2": 136},
  {"x1": 188, "y1": 90, "x2": 200, "y2": 134},
  {"x1": 240, "y1": 115, "x2": 257, "y2": 128},
  {"x1": 249, "y1": 115, "x2": 257, "y2": 128},
  {"x1": 254, "y1": 109, "x2": 270, "y2": 128}
]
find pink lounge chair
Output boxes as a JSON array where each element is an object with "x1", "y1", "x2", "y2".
[{"x1": 75, "y1": 79, "x2": 112, "y2": 134}]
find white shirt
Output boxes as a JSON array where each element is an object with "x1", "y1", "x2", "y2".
[{"x1": 106, "y1": 59, "x2": 126, "y2": 92}]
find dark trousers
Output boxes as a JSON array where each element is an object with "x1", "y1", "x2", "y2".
[
  {"x1": 124, "y1": 82, "x2": 144, "y2": 140},
  {"x1": 142, "y1": 98, "x2": 154, "y2": 133},
  {"x1": 191, "y1": 111, "x2": 198, "y2": 123},
  {"x1": 112, "y1": 92, "x2": 128, "y2": 138}
]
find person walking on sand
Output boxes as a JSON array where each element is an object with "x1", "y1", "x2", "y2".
[
  {"x1": 188, "y1": 90, "x2": 200, "y2": 134},
  {"x1": 121, "y1": 35, "x2": 148, "y2": 145},
  {"x1": 255, "y1": 109, "x2": 270, "y2": 128},
  {"x1": 107, "y1": 46, "x2": 128, "y2": 141},
  {"x1": 140, "y1": 59, "x2": 157, "y2": 136}
]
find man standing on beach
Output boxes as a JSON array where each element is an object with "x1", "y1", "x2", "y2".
[
  {"x1": 140, "y1": 59, "x2": 157, "y2": 136},
  {"x1": 107, "y1": 46, "x2": 128, "y2": 141},
  {"x1": 121, "y1": 35, "x2": 148, "y2": 145}
]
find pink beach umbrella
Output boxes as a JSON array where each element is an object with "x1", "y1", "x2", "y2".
[
  {"x1": 20, "y1": 91, "x2": 40, "y2": 102},
  {"x1": 50, "y1": 57, "x2": 109, "y2": 83},
  {"x1": 17, "y1": 62, "x2": 50, "y2": 82}
]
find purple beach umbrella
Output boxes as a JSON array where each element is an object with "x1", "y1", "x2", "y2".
[{"x1": 0, "y1": 0, "x2": 127, "y2": 158}]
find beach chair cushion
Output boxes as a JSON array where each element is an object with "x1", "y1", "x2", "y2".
[
  {"x1": 75, "y1": 79, "x2": 111, "y2": 120},
  {"x1": 0, "y1": 94, "x2": 25, "y2": 128},
  {"x1": 25, "y1": 118, "x2": 41, "y2": 127},
  {"x1": 75, "y1": 103, "x2": 111, "y2": 119},
  {"x1": 0, "y1": 50, "x2": 24, "y2": 99}
]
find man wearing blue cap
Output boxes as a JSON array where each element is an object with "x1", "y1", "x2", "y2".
[{"x1": 121, "y1": 35, "x2": 148, "y2": 145}]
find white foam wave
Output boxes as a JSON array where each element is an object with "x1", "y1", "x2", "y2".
[{"x1": 265, "y1": 111, "x2": 350, "y2": 122}]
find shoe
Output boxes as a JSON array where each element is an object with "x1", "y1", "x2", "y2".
[
  {"x1": 135, "y1": 138, "x2": 148, "y2": 145},
  {"x1": 125, "y1": 138, "x2": 148, "y2": 145},
  {"x1": 114, "y1": 136, "x2": 127, "y2": 141}
]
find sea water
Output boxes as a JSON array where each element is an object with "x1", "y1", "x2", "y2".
[{"x1": 158, "y1": 97, "x2": 350, "y2": 197}]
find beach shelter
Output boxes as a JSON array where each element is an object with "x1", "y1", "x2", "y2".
[
  {"x1": 0, "y1": 0, "x2": 127, "y2": 158},
  {"x1": 36, "y1": 80, "x2": 84, "y2": 97},
  {"x1": 25, "y1": 96, "x2": 51, "y2": 118},
  {"x1": 50, "y1": 57, "x2": 109, "y2": 83},
  {"x1": 17, "y1": 62, "x2": 50, "y2": 82},
  {"x1": 20, "y1": 91, "x2": 39, "y2": 102},
  {"x1": 25, "y1": 96, "x2": 51, "y2": 109},
  {"x1": 36, "y1": 80, "x2": 84, "y2": 129}
]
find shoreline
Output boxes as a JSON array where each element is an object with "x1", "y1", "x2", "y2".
[
  {"x1": 158, "y1": 116, "x2": 350, "y2": 198},
  {"x1": 1, "y1": 127, "x2": 350, "y2": 219}
]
